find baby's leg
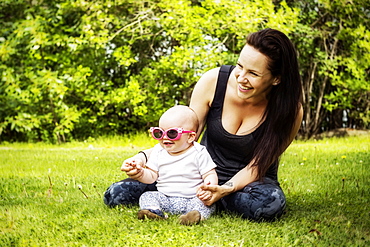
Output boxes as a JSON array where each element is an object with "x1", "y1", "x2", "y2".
[
  {"x1": 186, "y1": 197, "x2": 215, "y2": 219},
  {"x1": 179, "y1": 197, "x2": 215, "y2": 225},
  {"x1": 138, "y1": 191, "x2": 169, "y2": 219}
]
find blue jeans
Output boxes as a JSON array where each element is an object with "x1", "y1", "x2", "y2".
[{"x1": 103, "y1": 177, "x2": 285, "y2": 221}]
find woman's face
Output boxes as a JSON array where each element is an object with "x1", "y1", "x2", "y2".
[{"x1": 233, "y1": 44, "x2": 279, "y2": 102}]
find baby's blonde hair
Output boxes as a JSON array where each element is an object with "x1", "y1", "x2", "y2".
[{"x1": 160, "y1": 105, "x2": 199, "y2": 132}]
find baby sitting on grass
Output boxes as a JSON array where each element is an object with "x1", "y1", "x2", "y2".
[{"x1": 121, "y1": 105, "x2": 217, "y2": 225}]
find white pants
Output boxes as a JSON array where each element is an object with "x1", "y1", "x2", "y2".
[{"x1": 139, "y1": 191, "x2": 215, "y2": 219}]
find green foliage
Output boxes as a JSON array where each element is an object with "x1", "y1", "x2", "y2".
[
  {"x1": 290, "y1": 0, "x2": 370, "y2": 136},
  {"x1": 320, "y1": 0, "x2": 370, "y2": 121},
  {"x1": 0, "y1": 0, "x2": 369, "y2": 142},
  {"x1": 0, "y1": 0, "x2": 300, "y2": 142},
  {"x1": 0, "y1": 135, "x2": 369, "y2": 246}
]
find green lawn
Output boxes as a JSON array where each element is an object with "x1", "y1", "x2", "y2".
[{"x1": 1, "y1": 134, "x2": 369, "y2": 246}]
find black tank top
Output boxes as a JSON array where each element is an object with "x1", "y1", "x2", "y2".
[{"x1": 200, "y1": 65, "x2": 278, "y2": 184}]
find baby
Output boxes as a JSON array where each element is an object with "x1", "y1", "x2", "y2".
[{"x1": 122, "y1": 105, "x2": 217, "y2": 225}]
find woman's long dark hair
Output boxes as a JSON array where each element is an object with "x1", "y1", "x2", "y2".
[{"x1": 247, "y1": 28, "x2": 303, "y2": 180}]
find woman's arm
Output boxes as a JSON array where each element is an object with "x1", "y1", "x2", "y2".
[
  {"x1": 189, "y1": 68, "x2": 219, "y2": 140},
  {"x1": 198, "y1": 165, "x2": 257, "y2": 206}
]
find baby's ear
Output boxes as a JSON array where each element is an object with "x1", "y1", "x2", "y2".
[{"x1": 187, "y1": 132, "x2": 196, "y2": 143}]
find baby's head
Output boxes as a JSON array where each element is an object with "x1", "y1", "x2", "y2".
[
  {"x1": 150, "y1": 105, "x2": 199, "y2": 155},
  {"x1": 159, "y1": 105, "x2": 199, "y2": 133}
]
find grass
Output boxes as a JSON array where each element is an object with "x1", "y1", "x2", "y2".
[{"x1": 0, "y1": 134, "x2": 369, "y2": 246}]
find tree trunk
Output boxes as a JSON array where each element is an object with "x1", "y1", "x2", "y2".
[{"x1": 302, "y1": 61, "x2": 317, "y2": 138}]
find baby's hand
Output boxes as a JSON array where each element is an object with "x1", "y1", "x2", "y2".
[
  {"x1": 196, "y1": 182, "x2": 212, "y2": 201},
  {"x1": 121, "y1": 158, "x2": 136, "y2": 172},
  {"x1": 121, "y1": 158, "x2": 144, "y2": 180}
]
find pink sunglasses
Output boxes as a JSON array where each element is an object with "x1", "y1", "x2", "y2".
[{"x1": 149, "y1": 127, "x2": 195, "y2": 141}]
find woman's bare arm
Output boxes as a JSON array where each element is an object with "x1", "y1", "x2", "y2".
[{"x1": 189, "y1": 68, "x2": 219, "y2": 140}]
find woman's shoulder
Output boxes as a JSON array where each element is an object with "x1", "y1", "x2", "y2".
[
  {"x1": 192, "y1": 67, "x2": 220, "y2": 95},
  {"x1": 191, "y1": 67, "x2": 220, "y2": 102},
  {"x1": 197, "y1": 67, "x2": 220, "y2": 85}
]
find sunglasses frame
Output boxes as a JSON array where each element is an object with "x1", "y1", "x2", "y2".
[{"x1": 149, "y1": 127, "x2": 195, "y2": 141}]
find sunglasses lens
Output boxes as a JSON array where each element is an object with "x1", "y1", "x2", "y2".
[
  {"x1": 166, "y1": 129, "x2": 179, "y2": 140},
  {"x1": 152, "y1": 129, "x2": 163, "y2": 139}
]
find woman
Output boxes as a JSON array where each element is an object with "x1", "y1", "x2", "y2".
[{"x1": 104, "y1": 28, "x2": 303, "y2": 221}]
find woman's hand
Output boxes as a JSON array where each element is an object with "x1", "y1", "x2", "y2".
[
  {"x1": 196, "y1": 183, "x2": 213, "y2": 202},
  {"x1": 197, "y1": 183, "x2": 234, "y2": 206},
  {"x1": 120, "y1": 158, "x2": 144, "y2": 180}
]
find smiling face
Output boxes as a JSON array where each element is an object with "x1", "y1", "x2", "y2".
[
  {"x1": 157, "y1": 106, "x2": 197, "y2": 155},
  {"x1": 234, "y1": 45, "x2": 280, "y2": 103}
]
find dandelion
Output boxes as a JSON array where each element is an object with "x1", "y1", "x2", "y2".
[
  {"x1": 78, "y1": 184, "x2": 88, "y2": 199},
  {"x1": 341, "y1": 155, "x2": 346, "y2": 159},
  {"x1": 303, "y1": 157, "x2": 307, "y2": 161}
]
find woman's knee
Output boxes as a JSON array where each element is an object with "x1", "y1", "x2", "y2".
[
  {"x1": 103, "y1": 179, "x2": 156, "y2": 207},
  {"x1": 252, "y1": 188, "x2": 286, "y2": 221},
  {"x1": 103, "y1": 180, "x2": 133, "y2": 207},
  {"x1": 221, "y1": 185, "x2": 286, "y2": 221}
]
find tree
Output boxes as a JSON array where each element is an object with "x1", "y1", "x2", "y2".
[
  {"x1": 1, "y1": 0, "x2": 300, "y2": 142},
  {"x1": 1, "y1": 0, "x2": 368, "y2": 142},
  {"x1": 291, "y1": 0, "x2": 370, "y2": 138}
]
